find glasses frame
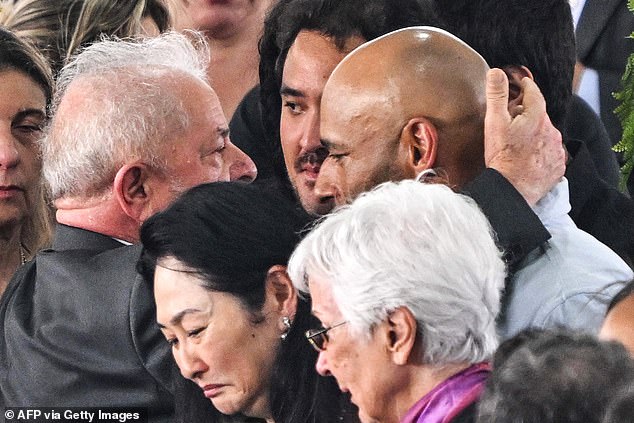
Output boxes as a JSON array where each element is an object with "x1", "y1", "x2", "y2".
[{"x1": 305, "y1": 320, "x2": 348, "y2": 352}]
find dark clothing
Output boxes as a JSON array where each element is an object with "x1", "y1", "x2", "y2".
[
  {"x1": 452, "y1": 402, "x2": 476, "y2": 423},
  {"x1": 462, "y1": 169, "x2": 551, "y2": 268},
  {"x1": 230, "y1": 86, "x2": 279, "y2": 183},
  {"x1": 566, "y1": 138, "x2": 634, "y2": 266},
  {"x1": 0, "y1": 225, "x2": 173, "y2": 422},
  {"x1": 576, "y1": 0, "x2": 634, "y2": 147},
  {"x1": 564, "y1": 95, "x2": 620, "y2": 189},
  {"x1": 230, "y1": 85, "x2": 634, "y2": 268}
]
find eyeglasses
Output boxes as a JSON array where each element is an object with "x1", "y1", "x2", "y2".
[{"x1": 305, "y1": 321, "x2": 348, "y2": 352}]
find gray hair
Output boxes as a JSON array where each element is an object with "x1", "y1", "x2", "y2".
[
  {"x1": 41, "y1": 30, "x2": 210, "y2": 200},
  {"x1": 288, "y1": 180, "x2": 506, "y2": 365}
]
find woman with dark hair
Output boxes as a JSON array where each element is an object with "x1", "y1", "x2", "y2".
[
  {"x1": 0, "y1": 27, "x2": 53, "y2": 294},
  {"x1": 138, "y1": 182, "x2": 346, "y2": 423}
]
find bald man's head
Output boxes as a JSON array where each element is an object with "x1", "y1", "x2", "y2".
[{"x1": 315, "y1": 27, "x2": 490, "y2": 210}]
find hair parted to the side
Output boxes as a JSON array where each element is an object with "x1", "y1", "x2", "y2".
[
  {"x1": 138, "y1": 182, "x2": 343, "y2": 423},
  {"x1": 0, "y1": 0, "x2": 170, "y2": 74},
  {"x1": 288, "y1": 180, "x2": 506, "y2": 365},
  {"x1": 41, "y1": 30, "x2": 210, "y2": 201}
]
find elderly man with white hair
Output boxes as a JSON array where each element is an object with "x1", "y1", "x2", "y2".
[
  {"x1": 0, "y1": 32, "x2": 256, "y2": 419},
  {"x1": 288, "y1": 180, "x2": 507, "y2": 423}
]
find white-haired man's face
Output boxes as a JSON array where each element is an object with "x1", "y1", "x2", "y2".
[{"x1": 148, "y1": 77, "x2": 257, "y2": 215}]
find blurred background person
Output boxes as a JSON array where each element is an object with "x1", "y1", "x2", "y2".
[
  {"x1": 289, "y1": 180, "x2": 506, "y2": 423},
  {"x1": 139, "y1": 182, "x2": 349, "y2": 423},
  {"x1": 599, "y1": 280, "x2": 634, "y2": 355},
  {"x1": 0, "y1": 0, "x2": 170, "y2": 75},
  {"x1": 476, "y1": 329, "x2": 634, "y2": 423},
  {"x1": 175, "y1": 0, "x2": 275, "y2": 119},
  {"x1": 572, "y1": 0, "x2": 634, "y2": 148},
  {"x1": 0, "y1": 27, "x2": 52, "y2": 294}
]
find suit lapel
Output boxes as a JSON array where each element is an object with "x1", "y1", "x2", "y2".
[{"x1": 576, "y1": 0, "x2": 623, "y2": 59}]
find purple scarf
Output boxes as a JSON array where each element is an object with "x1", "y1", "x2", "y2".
[{"x1": 400, "y1": 362, "x2": 491, "y2": 423}]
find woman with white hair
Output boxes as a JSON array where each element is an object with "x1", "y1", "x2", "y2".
[{"x1": 288, "y1": 180, "x2": 507, "y2": 423}]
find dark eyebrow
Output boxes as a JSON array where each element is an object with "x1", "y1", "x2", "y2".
[
  {"x1": 13, "y1": 109, "x2": 46, "y2": 122},
  {"x1": 280, "y1": 84, "x2": 305, "y2": 98},
  {"x1": 157, "y1": 308, "x2": 203, "y2": 329}
]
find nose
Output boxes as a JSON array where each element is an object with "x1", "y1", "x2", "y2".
[
  {"x1": 226, "y1": 139, "x2": 257, "y2": 182},
  {"x1": 313, "y1": 159, "x2": 339, "y2": 207},
  {"x1": 299, "y1": 110, "x2": 321, "y2": 152},
  {"x1": 0, "y1": 128, "x2": 20, "y2": 170},
  {"x1": 175, "y1": 343, "x2": 209, "y2": 381},
  {"x1": 315, "y1": 350, "x2": 331, "y2": 376}
]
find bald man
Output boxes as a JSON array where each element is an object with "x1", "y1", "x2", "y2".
[{"x1": 316, "y1": 26, "x2": 633, "y2": 338}]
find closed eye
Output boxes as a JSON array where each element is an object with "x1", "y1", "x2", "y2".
[{"x1": 187, "y1": 327, "x2": 206, "y2": 338}]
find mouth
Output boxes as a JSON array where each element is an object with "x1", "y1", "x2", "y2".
[
  {"x1": 0, "y1": 185, "x2": 24, "y2": 199},
  {"x1": 201, "y1": 384, "x2": 227, "y2": 399},
  {"x1": 295, "y1": 148, "x2": 328, "y2": 179}
]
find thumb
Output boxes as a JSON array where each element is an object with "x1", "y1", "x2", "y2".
[{"x1": 485, "y1": 69, "x2": 511, "y2": 138}]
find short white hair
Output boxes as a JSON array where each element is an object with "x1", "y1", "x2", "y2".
[
  {"x1": 41, "y1": 31, "x2": 211, "y2": 200},
  {"x1": 288, "y1": 180, "x2": 506, "y2": 365}
]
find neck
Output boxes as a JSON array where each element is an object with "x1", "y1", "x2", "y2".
[
  {"x1": 389, "y1": 362, "x2": 471, "y2": 423},
  {"x1": 205, "y1": 2, "x2": 271, "y2": 119},
  {"x1": 0, "y1": 223, "x2": 23, "y2": 295},
  {"x1": 54, "y1": 195, "x2": 140, "y2": 243}
]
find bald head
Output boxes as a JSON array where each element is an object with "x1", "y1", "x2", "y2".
[{"x1": 317, "y1": 27, "x2": 490, "y2": 205}]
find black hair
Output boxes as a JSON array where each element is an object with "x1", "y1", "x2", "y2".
[
  {"x1": 477, "y1": 329, "x2": 634, "y2": 423},
  {"x1": 606, "y1": 279, "x2": 634, "y2": 313},
  {"x1": 435, "y1": 0, "x2": 575, "y2": 130},
  {"x1": 0, "y1": 27, "x2": 53, "y2": 106},
  {"x1": 138, "y1": 182, "x2": 344, "y2": 423},
  {"x1": 258, "y1": 0, "x2": 439, "y2": 183}
]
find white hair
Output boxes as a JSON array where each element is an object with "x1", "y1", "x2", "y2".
[
  {"x1": 288, "y1": 180, "x2": 506, "y2": 365},
  {"x1": 41, "y1": 31, "x2": 211, "y2": 200}
]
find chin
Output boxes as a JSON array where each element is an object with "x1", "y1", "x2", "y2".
[
  {"x1": 301, "y1": 197, "x2": 334, "y2": 217},
  {"x1": 211, "y1": 397, "x2": 242, "y2": 416}
]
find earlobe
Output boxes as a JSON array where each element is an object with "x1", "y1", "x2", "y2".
[
  {"x1": 401, "y1": 118, "x2": 437, "y2": 175},
  {"x1": 113, "y1": 162, "x2": 150, "y2": 223},
  {"x1": 386, "y1": 306, "x2": 418, "y2": 366},
  {"x1": 265, "y1": 265, "x2": 298, "y2": 320}
]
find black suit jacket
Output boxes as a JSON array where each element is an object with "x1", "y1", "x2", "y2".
[
  {"x1": 576, "y1": 0, "x2": 634, "y2": 146},
  {"x1": 0, "y1": 225, "x2": 173, "y2": 421}
]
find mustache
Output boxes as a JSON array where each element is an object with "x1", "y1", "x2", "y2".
[{"x1": 294, "y1": 147, "x2": 329, "y2": 171}]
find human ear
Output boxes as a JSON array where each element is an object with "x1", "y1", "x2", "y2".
[
  {"x1": 503, "y1": 65, "x2": 534, "y2": 114},
  {"x1": 265, "y1": 265, "x2": 298, "y2": 326},
  {"x1": 400, "y1": 118, "x2": 437, "y2": 175},
  {"x1": 113, "y1": 162, "x2": 151, "y2": 223},
  {"x1": 385, "y1": 306, "x2": 418, "y2": 366}
]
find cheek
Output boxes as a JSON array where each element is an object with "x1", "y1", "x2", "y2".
[{"x1": 280, "y1": 120, "x2": 300, "y2": 162}]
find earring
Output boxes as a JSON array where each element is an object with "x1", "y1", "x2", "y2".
[
  {"x1": 415, "y1": 168, "x2": 437, "y2": 183},
  {"x1": 280, "y1": 316, "x2": 292, "y2": 340}
]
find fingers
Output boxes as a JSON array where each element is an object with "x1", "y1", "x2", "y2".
[{"x1": 518, "y1": 76, "x2": 547, "y2": 120}]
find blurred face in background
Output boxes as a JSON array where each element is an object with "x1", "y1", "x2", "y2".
[
  {"x1": 178, "y1": 0, "x2": 270, "y2": 38},
  {"x1": 0, "y1": 69, "x2": 45, "y2": 233}
]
